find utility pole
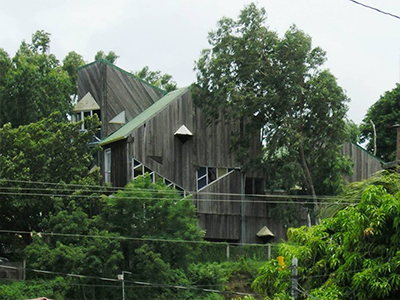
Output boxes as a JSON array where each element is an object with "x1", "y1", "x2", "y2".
[
  {"x1": 118, "y1": 270, "x2": 132, "y2": 300},
  {"x1": 291, "y1": 257, "x2": 298, "y2": 300}
]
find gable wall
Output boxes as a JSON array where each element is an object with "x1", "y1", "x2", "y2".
[
  {"x1": 77, "y1": 62, "x2": 165, "y2": 137},
  {"x1": 105, "y1": 65, "x2": 165, "y2": 135},
  {"x1": 343, "y1": 142, "x2": 383, "y2": 182},
  {"x1": 126, "y1": 90, "x2": 258, "y2": 191}
]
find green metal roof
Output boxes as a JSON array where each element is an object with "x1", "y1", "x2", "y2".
[
  {"x1": 99, "y1": 87, "x2": 189, "y2": 146},
  {"x1": 352, "y1": 142, "x2": 386, "y2": 164}
]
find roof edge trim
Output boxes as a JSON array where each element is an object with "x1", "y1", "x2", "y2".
[
  {"x1": 98, "y1": 136, "x2": 127, "y2": 147},
  {"x1": 350, "y1": 142, "x2": 386, "y2": 164}
]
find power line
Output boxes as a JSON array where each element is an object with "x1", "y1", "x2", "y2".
[
  {"x1": 0, "y1": 178, "x2": 359, "y2": 201},
  {"x1": 297, "y1": 284, "x2": 324, "y2": 300},
  {"x1": 348, "y1": 0, "x2": 400, "y2": 20},
  {"x1": 0, "y1": 265, "x2": 258, "y2": 297},
  {"x1": 0, "y1": 229, "x2": 275, "y2": 247},
  {"x1": 0, "y1": 191, "x2": 357, "y2": 205}
]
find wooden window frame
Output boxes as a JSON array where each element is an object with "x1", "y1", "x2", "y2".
[{"x1": 104, "y1": 149, "x2": 111, "y2": 183}]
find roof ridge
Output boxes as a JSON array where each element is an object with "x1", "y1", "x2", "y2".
[
  {"x1": 77, "y1": 59, "x2": 168, "y2": 95},
  {"x1": 350, "y1": 142, "x2": 386, "y2": 164},
  {"x1": 99, "y1": 87, "x2": 190, "y2": 146}
]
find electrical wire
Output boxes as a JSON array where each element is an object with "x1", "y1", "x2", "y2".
[
  {"x1": 0, "y1": 178, "x2": 360, "y2": 201},
  {"x1": 0, "y1": 229, "x2": 276, "y2": 247},
  {"x1": 0, "y1": 191, "x2": 357, "y2": 205},
  {"x1": 348, "y1": 0, "x2": 400, "y2": 20},
  {"x1": 0, "y1": 265, "x2": 258, "y2": 297},
  {"x1": 297, "y1": 283, "x2": 324, "y2": 300}
]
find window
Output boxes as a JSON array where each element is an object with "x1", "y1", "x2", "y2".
[
  {"x1": 104, "y1": 149, "x2": 111, "y2": 183},
  {"x1": 197, "y1": 167, "x2": 235, "y2": 191},
  {"x1": 131, "y1": 158, "x2": 187, "y2": 197},
  {"x1": 73, "y1": 110, "x2": 101, "y2": 131},
  {"x1": 245, "y1": 177, "x2": 264, "y2": 195}
]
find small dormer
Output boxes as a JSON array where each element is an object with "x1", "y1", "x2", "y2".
[{"x1": 72, "y1": 92, "x2": 101, "y2": 131}]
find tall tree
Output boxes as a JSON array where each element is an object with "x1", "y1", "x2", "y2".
[
  {"x1": 94, "y1": 50, "x2": 119, "y2": 64},
  {"x1": 360, "y1": 84, "x2": 400, "y2": 162},
  {"x1": 0, "y1": 30, "x2": 72, "y2": 127},
  {"x1": 0, "y1": 112, "x2": 101, "y2": 245},
  {"x1": 134, "y1": 66, "x2": 177, "y2": 92},
  {"x1": 101, "y1": 175, "x2": 204, "y2": 270},
  {"x1": 193, "y1": 3, "x2": 351, "y2": 199},
  {"x1": 62, "y1": 51, "x2": 85, "y2": 99}
]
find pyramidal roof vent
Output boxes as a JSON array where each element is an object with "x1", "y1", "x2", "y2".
[
  {"x1": 256, "y1": 226, "x2": 275, "y2": 238},
  {"x1": 109, "y1": 111, "x2": 126, "y2": 124},
  {"x1": 73, "y1": 92, "x2": 100, "y2": 112},
  {"x1": 174, "y1": 125, "x2": 193, "y2": 143}
]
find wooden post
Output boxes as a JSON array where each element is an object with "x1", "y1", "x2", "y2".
[
  {"x1": 291, "y1": 257, "x2": 298, "y2": 300},
  {"x1": 241, "y1": 172, "x2": 246, "y2": 244}
]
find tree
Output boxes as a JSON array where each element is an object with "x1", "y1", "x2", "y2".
[
  {"x1": 0, "y1": 112, "x2": 101, "y2": 245},
  {"x1": 31, "y1": 30, "x2": 51, "y2": 53},
  {"x1": 62, "y1": 51, "x2": 85, "y2": 99},
  {"x1": 0, "y1": 30, "x2": 72, "y2": 127},
  {"x1": 101, "y1": 175, "x2": 204, "y2": 270},
  {"x1": 252, "y1": 170, "x2": 400, "y2": 300},
  {"x1": 193, "y1": 3, "x2": 351, "y2": 200},
  {"x1": 360, "y1": 84, "x2": 400, "y2": 162},
  {"x1": 94, "y1": 50, "x2": 119, "y2": 64},
  {"x1": 24, "y1": 201, "x2": 123, "y2": 300},
  {"x1": 134, "y1": 66, "x2": 178, "y2": 92},
  {"x1": 345, "y1": 119, "x2": 361, "y2": 144}
]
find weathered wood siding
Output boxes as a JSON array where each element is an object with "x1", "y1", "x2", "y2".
[
  {"x1": 77, "y1": 61, "x2": 165, "y2": 137},
  {"x1": 343, "y1": 142, "x2": 383, "y2": 182},
  {"x1": 105, "y1": 139, "x2": 128, "y2": 188},
  {"x1": 124, "y1": 89, "x2": 269, "y2": 243},
  {"x1": 195, "y1": 171, "x2": 303, "y2": 243},
  {"x1": 126, "y1": 90, "x2": 256, "y2": 191},
  {"x1": 196, "y1": 171, "x2": 242, "y2": 241}
]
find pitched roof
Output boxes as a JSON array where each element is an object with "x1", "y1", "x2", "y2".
[
  {"x1": 77, "y1": 59, "x2": 168, "y2": 96},
  {"x1": 99, "y1": 87, "x2": 189, "y2": 146}
]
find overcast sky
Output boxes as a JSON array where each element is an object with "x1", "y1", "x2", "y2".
[{"x1": 1, "y1": 0, "x2": 399, "y2": 124}]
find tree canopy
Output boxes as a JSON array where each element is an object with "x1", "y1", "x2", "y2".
[
  {"x1": 94, "y1": 50, "x2": 119, "y2": 64},
  {"x1": 62, "y1": 51, "x2": 85, "y2": 98},
  {"x1": 251, "y1": 170, "x2": 400, "y2": 300},
  {"x1": 360, "y1": 84, "x2": 400, "y2": 162},
  {"x1": 134, "y1": 66, "x2": 178, "y2": 92},
  {"x1": 193, "y1": 3, "x2": 351, "y2": 198},
  {"x1": 0, "y1": 112, "x2": 101, "y2": 245},
  {"x1": 0, "y1": 31, "x2": 72, "y2": 127}
]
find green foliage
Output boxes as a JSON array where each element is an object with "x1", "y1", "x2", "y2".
[
  {"x1": 253, "y1": 170, "x2": 400, "y2": 299},
  {"x1": 360, "y1": 83, "x2": 400, "y2": 162},
  {"x1": 102, "y1": 175, "x2": 204, "y2": 269},
  {"x1": 62, "y1": 51, "x2": 85, "y2": 97},
  {"x1": 344, "y1": 119, "x2": 361, "y2": 144},
  {"x1": 0, "y1": 30, "x2": 72, "y2": 127},
  {"x1": 0, "y1": 277, "x2": 68, "y2": 300},
  {"x1": 188, "y1": 263, "x2": 227, "y2": 289},
  {"x1": 193, "y1": 3, "x2": 351, "y2": 196},
  {"x1": 134, "y1": 66, "x2": 178, "y2": 92},
  {"x1": 94, "y1": 50, "x2": 119, "y2": 63},
  {"x1": 0, "y1": 112, "x2": 100, "y2": 247}
]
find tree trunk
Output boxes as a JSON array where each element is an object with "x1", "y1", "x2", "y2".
[{"x1": 299, "y1": 141, "x2": 318, "y2": 225}]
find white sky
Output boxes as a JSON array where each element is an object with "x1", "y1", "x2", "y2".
[{"x1": 1, "y1": 0, "x2": 399, "y2": 124}]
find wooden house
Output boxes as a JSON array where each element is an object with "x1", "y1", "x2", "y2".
[
  {"x1": 75, "y1": 60, "x2": 285, "y2": 244},
  {"x1": 75, "y1": 60, "x2": 384, "y2": 244}
]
